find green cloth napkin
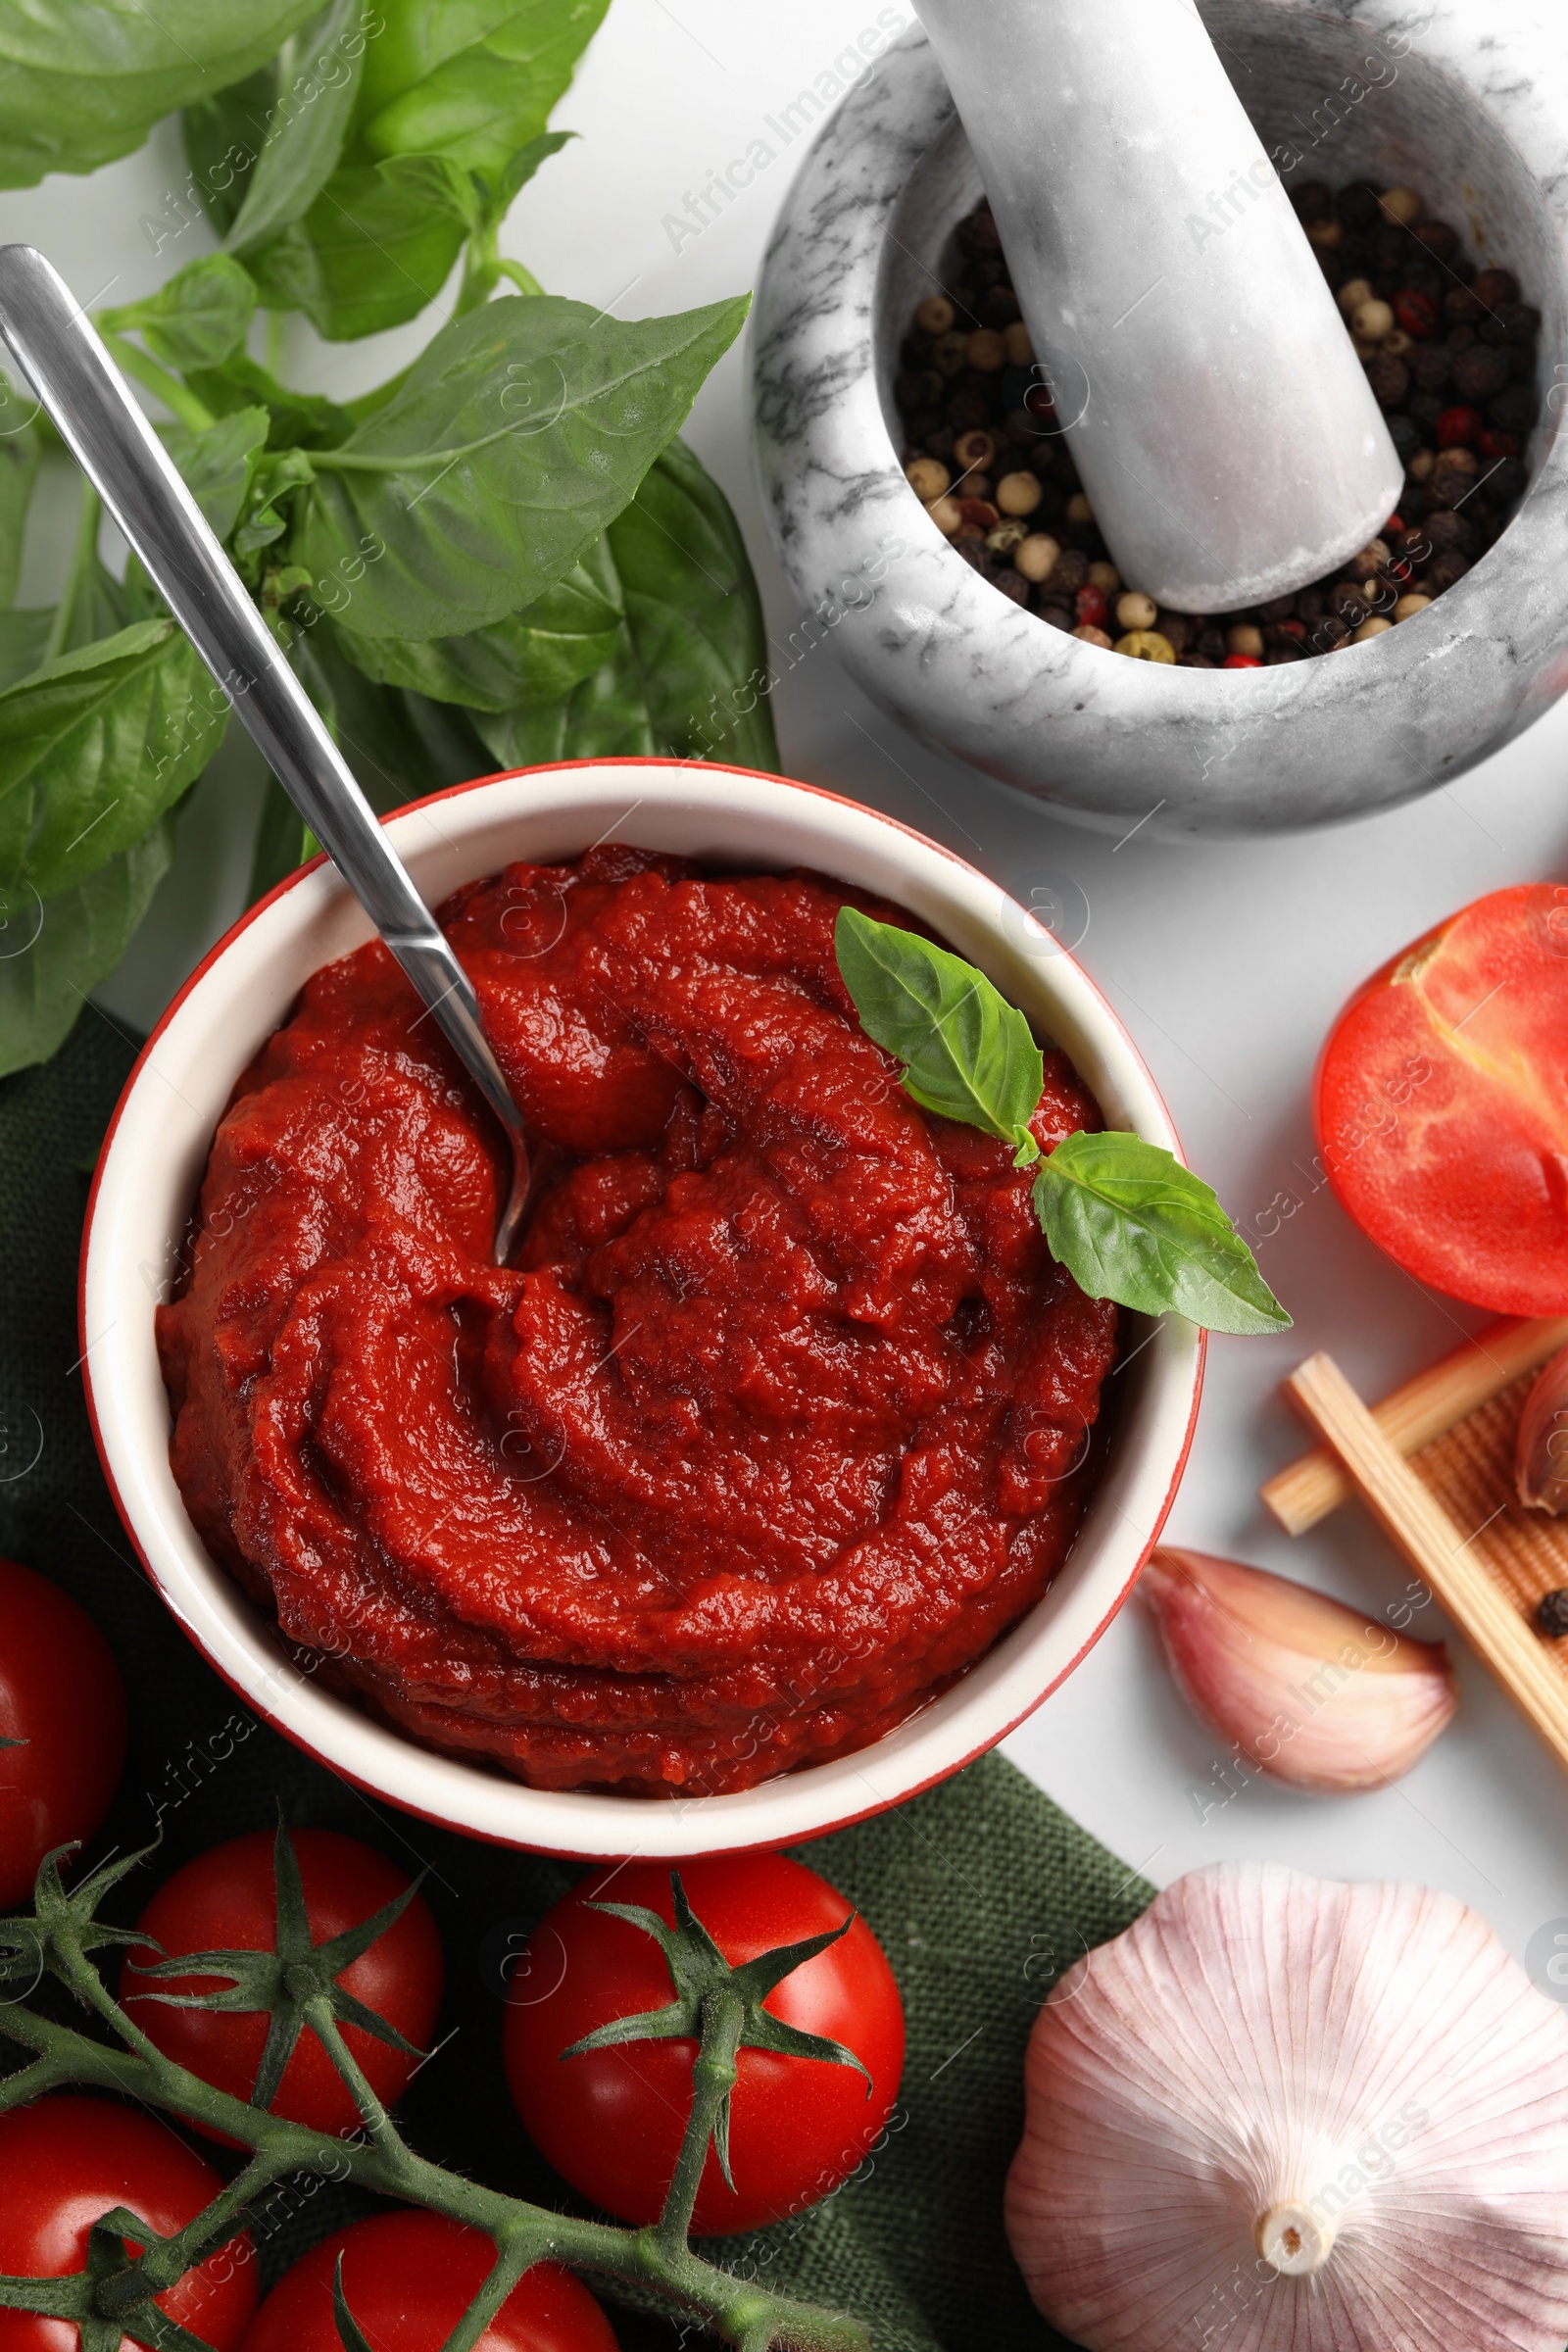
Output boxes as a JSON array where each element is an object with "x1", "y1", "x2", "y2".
[{"x1": 0, "y1": 1014, "x2": 1155, "y2": 2352}]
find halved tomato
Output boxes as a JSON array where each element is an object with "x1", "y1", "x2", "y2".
[{"x1": 1314, "y1": 883, "x2": 1568, "y2": 1313}]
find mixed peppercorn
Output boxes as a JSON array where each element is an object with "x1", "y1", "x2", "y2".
[{"x1": 894, "y1": 179, "x2": 1540, "y2": 666}]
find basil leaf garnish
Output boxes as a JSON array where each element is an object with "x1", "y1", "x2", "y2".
[
  {"x1": 833, "y1": 906, "x2": 1044, "y2": 1152},
  {"x1": 1033, "y1": 1132, "x2": 1292, "y2": 1335},
  {"x1": 833, "y1": 909, "x2": 1290, "y2": 1335}
]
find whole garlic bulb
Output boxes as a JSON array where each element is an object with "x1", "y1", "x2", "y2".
[
  {"x1": 1142, "y1": 1547, "x2": 1456, "y2": 1792},
  {"x1": 1517, "y1": 1342, "x2": 1568, "y2": 1514},
  {"x1": 1004, "y1": 1863, "x2": 1568, "y2": 2352}
]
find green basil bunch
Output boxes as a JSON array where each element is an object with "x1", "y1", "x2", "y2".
[{"x1": 0, "y1": 0, "x2": 778, "y2": 1078}]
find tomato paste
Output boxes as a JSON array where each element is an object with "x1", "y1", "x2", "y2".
[{"x1": 157, "y1": 849, "x2": 1117, "y2": 1794}]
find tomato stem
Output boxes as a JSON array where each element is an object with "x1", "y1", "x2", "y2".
[
  {"x1": 656, "y1": 1986, "x2": 746, "y2": 2258},
  {"x1": 0, "y1": 1841, "x2": 873, "y2": 2352}
]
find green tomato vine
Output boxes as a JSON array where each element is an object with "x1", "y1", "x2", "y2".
[{"x1": 0, "y1": 1830, "x2": 870, "y2": 2352}]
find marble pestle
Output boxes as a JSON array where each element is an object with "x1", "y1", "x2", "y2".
[{"x1": 911, "y1": 0, "x2": 1404, "y2": 614}]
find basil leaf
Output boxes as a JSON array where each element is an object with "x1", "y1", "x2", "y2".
[
  {"x1": 0, "y1": 821, "x2": 173, "y2": 1077},
  {"x1": 334, "y1": 561, "x2": 620, "y2": 709},
  {"x1": 297, "y1": 292, "x2": 748, "y2": 640},
  {"x1": 181, "y1": 70, "x2": 271, "y2": 241},
  {"x1": 359, "y1": 0, "x2": 610, "y2": 176},
  {"x1": 0, "y1": 621, "x2": 228, "y2": 899},
  {"x1": 99, "y1": 255, "x2": 256, "y2": 372},
  {"x1": 223, "y1": 0, "x2": 367, "y2": 257},
  {"x1": 55, "y1": 541, "x2": 129, "y2": 659},
  {"x1": 244, "y1": 157, "x2": 473, "y2": 339},
  {"x1": 597, "y1": 434, "x2": 780, "y2": 772},
  {"x1": 164, "y1": 409, "x2": 271, "y2": 540},
  {"x1": 0, "y1": 611, "x2": 52, "y2": 689},
  {"x1": 833, "y1": 906, "x2": 1044, "y2": 1144},
  {"x1": 183, "y1": 355, "x2": 352, "y2": 453},
  {"x1": 0, "y1": 409, "x2": 38, "y2": 608},
  {"x1": 1032, "y1": 1131, "x2": 1293, "y2": 1336},
  {"x1": 479, "y1": 127, "x2": 573, "y2": 228},
  {"x1": 234, "y1": 449, "x2": 318, "y2": 563},
  {"x1": 0, "y1": 1, "x2": 321, "y2": 189},
  {"x1": 472, "y1": 443, "x2": 780, "y2": 773}
]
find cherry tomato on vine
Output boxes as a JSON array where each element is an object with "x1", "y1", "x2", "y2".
[
  {"x1": 1314, "y1": 884, "x2": 1568, "y2": 1314},
  {"x1": 240, "y1": 2211, "x2": 618, "y2": 2352},
  {"x1": 0, "y1": 2094, "x2": 258, "y2": 2351},
  {"x1": 0, "y1": 1558, "x2": 126, "y2": 1907},
  {"x1": 122, "y1": 1829, "x2": 443, "y2": 2140},
  {"x1": 503, "y1": 1853, "x2": 905, "y2": 2235}
]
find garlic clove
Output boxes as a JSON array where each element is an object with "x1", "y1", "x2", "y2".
[
  {"x1": 1517, "y1": 1341, "x2": 1568, "y2": 1514},
  {"x1": 1004, "y1": 1861, "x2": 1568, "y2": 2352},
  {"x1": 1141, "y1": 1545, "x2": 1456, "y2": 1793}
]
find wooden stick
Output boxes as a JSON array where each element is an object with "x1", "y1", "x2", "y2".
[
  {"x1": 1287, "y1": 1351, "x2": 1568, "y2": 1778},
  {"x1": 1262, "y1": 1315, "x2": 1568, "y2": 1536}
]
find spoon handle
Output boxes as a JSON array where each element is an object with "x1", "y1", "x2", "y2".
[{"x1": 0, "y1": 242, "x2": 524, "y2": 1147}]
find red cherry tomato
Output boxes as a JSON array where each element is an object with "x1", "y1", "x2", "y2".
[
  {"x1": 1315, "y1": 883, "x2": 1568, "y2": 1312},
  {"x1": 504, "y1": 1854, "x2": 904, "y2": 2236},
  {"x1": 240, "y1": 2212, "x2": 617, "y2": 2352},
  {"x1": 0, "y1": 2094, "x2": 257, "y2": 2351},
  {"x1": 122, "y1": 1830, "x2": 443, "y2": 2140},
  {"x1": 0, "y1": 1559, "x2": 126, "y2": 1906}
]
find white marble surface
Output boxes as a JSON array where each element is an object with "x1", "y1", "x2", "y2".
[{"x1": 4, "y1": 0, "x2": 1568, "y2": 1975}]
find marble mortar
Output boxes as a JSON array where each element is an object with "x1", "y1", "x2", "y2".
[{"x1": 750, "y1": 3, "x2": 1568, "y2": 838}]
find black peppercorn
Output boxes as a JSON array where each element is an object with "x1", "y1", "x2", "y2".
[
  {"x1": 979, "y1": 283, "x2": 1021, "y2": 328},
  {"x1": 993, "y1": 569, "x2": 1030, "y2": 605},
  {"x1": 1425, "y1": 509, "x2": 1475, "y2": 554},
  {"x1": 1328, "y1": 582, "x2": 1368, "y2": 625},
  {"x1": 1497, "y1": 301, "x2": 1543, "y2": 344},
  {"x1": 1535, "y1": 1590, "x2": 1568, "y2": 1639},
  {"x1": 1408, "y1": 390, "x2": 1446, "y2": 431},
  {"x1": 951, "y1": 529, "x2": 995, "y2": 575},
  {"x1": 1452, "y1": 344, "x2": 1509, "y2": 401},
  {"x1": 1154, "y1": 610, "x2": 1192, "y2": 653},
  {"x1": 1337, "y1": 180, "x2": 1382, "y2": 229},
  {"x1": 1445, "y1": 286, "x2": 1485, "y2": 325},
  {"x1": 1177, "y1": 652, "x2": 1217, "y2": 667},
  {"x1": 956, "y1": 206, "x2": 1002, "y2": 257},
  {"x1": 1385, "y1": 412, "x2": 1422, "y2": 460},
  {"x1": 1409, "y1": 346, "x2": 1452, "y2": 395},
  {"x1": 1425, "y1": 551, "x2": 1471, "y2": 592},
  {"x1": 1366, "y1": 353, "x2": 1411, "y2": 409},
  {"x1": 1374, "y1": 222, "x2": 1408, "y2": 274},
  {"x1": 1489, "y1": 382, "x2": 1539, "y2": 434},
  {"x1": 1413, "y1": 218, "x2": 1459, "y2": 262},
  {"x1": 1472, "y1": 265, "x2": 1521, "y2": 310},
  {"x1": 1291, "y1": 178, "x2": 1334, "y2": 221},
  {"x1": 1310, "y1": 614, "x2": 1350, "y2": 652},
  {"x1": 1035, "y1": 601, "x2": 1075, "y2": 631},
  {"x1": 1197, "y1": 625, "x2": 1228, "y2": 662},
  {"x1": 1258, "y1": 592, "x2": 1298, "y2": 622},
  {"x1": 1049, "y1": 548, "x2": 1090, "y2": 597},
  {"x1": 946, "y1": 389, "x2": 992, "y2": 431}
]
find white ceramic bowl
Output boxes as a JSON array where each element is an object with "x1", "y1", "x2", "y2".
[{"x1": 81, "y1": 760, "x2": 1202, "y2": 1858}]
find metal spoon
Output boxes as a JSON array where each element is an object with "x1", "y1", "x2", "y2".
[{"x1": 0, "y1": 243, "x2": 530, "y2": 1264}]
